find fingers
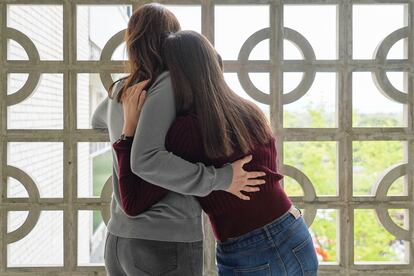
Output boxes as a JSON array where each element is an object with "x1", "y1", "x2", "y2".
[
  {"x1": 122, "y1": 80, "x2": 149, "y2": 109},
  {"x1": 239, "y1": 155, "x2": 253, "y2": 165},
  {"x1": 132, "y1": 79, "x2": 150, "y2": 91},
  {"x1": 235, "y1": 192, "x2": 250, "y2": 201},
  {"x1": 125, "y1": 88, "x2": 146, "y2": 104},
  {"x1": 247, "y1": 171, "x2": 266, "y2": 179},
  {"x1": 123, "y1": 89, "x2": 134, "y2": 103},
  {"x1": 124, "y1": 79, "x2": 150, "y2": 99},
  {"x1": 231, "y1": 184, "x2": 261, "y2": 200},
  {"x1": 121, "y1": 89, "x2": 131, "y2": 102},
  {"x1": 137, "y1": 79, "x2": 150, "y2": 87},
  {"x1": 246, "y1": 179, "x2": 266, "y2": 186},
  {"x1": 137, "y1": 90, "x2": 146, "y2": 111},
  {"x1": 242, "y1": 186, "x2": 260, "y2": 193}
]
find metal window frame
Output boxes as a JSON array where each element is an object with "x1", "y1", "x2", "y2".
[{"x1": 0, "y1": 0, "x2": 413, "y2": 275}]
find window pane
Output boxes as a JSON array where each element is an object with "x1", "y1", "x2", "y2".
[
  {"x1": 7, "y1": 211, "x2": 29, "y2": 233},
  {"x1": 310, "y1": 209, "x2": 338, "y2": 264},
  {"x1": 215, "y1": 5, "x2": 269, "y2": 60},
  {"x1": 7, "y1": 74, "x2": 29, "y2": 95},
  {"x1": 7, "y1": 142, "x2": 63, "y2": 198},
  {"x1": 354, "y1": 209, "x2": 408, "y2": 263},
  {"x1": 77, "y1": 5, "x2": 131, "y2": 60},
  {"x1": 386, "y1": 72, "x2": 408, "y2": 94},
  {"x1": 283, "y1": 142, "x2": 337, "y2": 196},
  {"x1": 77, "y1": 73, "x2": 108, "y2": 129},
  {"x1": 388, "y1": 209, "x2": 409, "y2": 231},
  {"x1": 352, "y1": 72, "x2": 406, "y2": 128},
  {"x1": 283, "y1": 176, "x2": 303, "y2": 197},
  {"x1": 7, "y1": 74, "x2": 64, "y2": 129},
  {"x1": 284, "y1": 5, "x2": 337, "y2": 60},
  {"x1": 7, "y1": 5, "x2": 63, "y2": 60},
  {"x1": 165, "y1": 5, "x2": 201, "y2": 33},
  {"x1": 284, "y1": 72, "x2": 337, "y2": 128},
  {"x1": 353, "y1": 4, "x2": 408, "y2": 60},
  {"x1": 78, "y1": 142, "x2": 112, "y2": 198},
  {"x1": 7, "y1": 211, "x2": 64, "y2": 267},
  {"x1": 353, "y1": 141, "x2": 406, "y2": 196},
  {"x1": 78, "y1": 210, "x2": 107, "y2": 266},
  {"x1": 284, "y1": 39, "x2": 303, "y2": 60}
]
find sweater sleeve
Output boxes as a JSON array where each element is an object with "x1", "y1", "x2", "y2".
[
  {"x1": 113, "y1": 138, "x2": 169, "y2": 216},
  {"x1": 130, "y1": 72, "x2": 233, "y2": 196}
]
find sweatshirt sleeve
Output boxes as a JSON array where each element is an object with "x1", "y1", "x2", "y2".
[
  {"x1": 91, "y1": 81, "x2": 125, "y2": 130},
  {"x1": 113, "y1": 138, "x2": 169, "y2": 216},
  {"x1": 130, "y1": 72, "x2": 233, "y2": 197},
  {"x1": 91, "y1": 97, "x2": 109, "y2": 130}
]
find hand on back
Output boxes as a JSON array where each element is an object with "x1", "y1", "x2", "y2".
[
  {"x1": 227, "y1": 155, "x2": 266, "y2": 200},
  {"x1": 121, "y1": 79, "x2": 266, "y2": 199},
  {"x1": 121, "y1": 80, "x2": 149, "y2": 136}
]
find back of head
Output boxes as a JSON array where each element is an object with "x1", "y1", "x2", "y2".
[
  {"x1": 162, "y1": 31, "x2": 273, "y2": 159},
  {"x1": 110, "y1": 3, "x2": 181, "y2": 102}
]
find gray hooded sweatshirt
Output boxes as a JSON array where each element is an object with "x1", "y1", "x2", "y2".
[{"x1": 91, "y1": 71, "x2": 233, "y2": 242}]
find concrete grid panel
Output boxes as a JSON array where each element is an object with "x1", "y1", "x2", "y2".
[{"x1": 0, "y1": 0, "x2": 412, "y2": 275}]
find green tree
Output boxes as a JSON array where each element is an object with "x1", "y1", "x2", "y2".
[{"x1": 283, "y1": 107, "x2": 406, "y2": 263}]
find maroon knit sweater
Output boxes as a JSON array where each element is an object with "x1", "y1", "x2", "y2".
[{"x1": 113, "y1": 114, "x2": 292, "y2": 242}]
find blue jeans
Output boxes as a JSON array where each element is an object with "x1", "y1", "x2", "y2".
[{"x1": 216, "y1": 206, "x2": 318, "y2": 276}]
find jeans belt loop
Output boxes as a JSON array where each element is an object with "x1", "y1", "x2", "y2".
[{"x1": 289, "y1": 205, "x2": 302, "y2": 219}]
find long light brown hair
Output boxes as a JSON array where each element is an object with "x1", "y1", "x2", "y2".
[
  {"x1": 162, "y1": 31, "x2": 273, "y2": 159},
  {"x1": 108, "y1": 3, "x2": 181, "y2": 102}
]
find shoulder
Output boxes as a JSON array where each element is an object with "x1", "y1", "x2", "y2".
[
  {"x1": 146, "y1": 71, "x2": 171, "y2": 97},
  {"x1": 154, "y1": 71, "x2": 170, "y2": 84},
  {"x1": 113, "y1": 72, "x2": 171, "y2": 99}
]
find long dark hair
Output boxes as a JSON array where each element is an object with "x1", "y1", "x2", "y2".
[
  {"x1": 162, "y1": 31, "x2": 273, "y2": 159},
  {"x1": 109, "y1": 3, "x2": 181, "y2": 102}
]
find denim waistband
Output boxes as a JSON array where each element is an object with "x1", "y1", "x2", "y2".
[{"x1": 216, "y1": 205, "x2": 302, "y2": 252}]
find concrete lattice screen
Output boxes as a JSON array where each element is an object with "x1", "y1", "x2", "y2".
[{"x1": 0, "y1": 0, "x2": 413, "y2": 275}]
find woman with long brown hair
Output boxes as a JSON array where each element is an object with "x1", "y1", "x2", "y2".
[
  {"x1": 115, "y1": 30, "x2": 319, "y2": 275},
  {"x1": 91, "y1": 3, "x2": 266, "y2": 275}
]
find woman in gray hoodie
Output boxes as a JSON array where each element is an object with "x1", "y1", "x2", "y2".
[{"x1": 91, "y1": 4, "x2": 265, "y2": 275}]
